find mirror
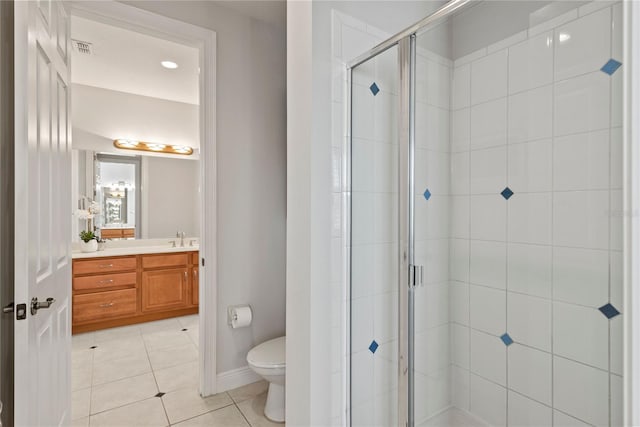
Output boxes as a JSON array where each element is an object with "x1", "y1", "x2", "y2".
[
  {"x1": 72, "y1": 149, "x2": 199, "y2": 241},
  {"x1": 95, "y1": 154, "x2": 140, "y2": 239}
]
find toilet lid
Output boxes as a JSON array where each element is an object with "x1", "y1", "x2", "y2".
[{"x1": 247, "y1": 336, "x2": 286, "y2": 369}]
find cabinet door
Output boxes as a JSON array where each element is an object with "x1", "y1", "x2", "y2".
[
  {"x1": 191, "y1": 267, "x2": 199, "y2": 306},
  {"x1": 142, "y1": 268, "x2": 189, "y2": 312}
]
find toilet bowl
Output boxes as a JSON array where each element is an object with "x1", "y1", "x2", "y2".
[{"x1": 247, "y1": 336, "x2": 286, "y2": 422}]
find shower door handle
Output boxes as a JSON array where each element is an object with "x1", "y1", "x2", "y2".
[{"x1": 408, "y1": 264, "x2": 423, "y2": 288}]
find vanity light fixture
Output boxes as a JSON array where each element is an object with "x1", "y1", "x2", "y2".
[{"x1": 113, "y1": 139, "x2": 194, "y2": 156}]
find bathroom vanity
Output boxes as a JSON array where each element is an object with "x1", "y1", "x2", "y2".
[{"x1": 71, "y1": 246, "x2": 199, "y2": 333}]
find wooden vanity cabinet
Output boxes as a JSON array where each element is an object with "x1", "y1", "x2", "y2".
[{"x1": 72, "y1": 250, "x2": 199, "y2": 334}]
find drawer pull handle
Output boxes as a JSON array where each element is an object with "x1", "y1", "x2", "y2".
[
  {"x1": 184, "y1": 271, "x2": 188, "y2": 281},
  {"x1": 98, "y1": 279, "x2": 114, "y2": 285},
  {"x1": 99, "y1": 264, "x2": 114, "y2": 268},
  {"x1": 99, "y1": 302, "x2": 115, "y2": 308}
]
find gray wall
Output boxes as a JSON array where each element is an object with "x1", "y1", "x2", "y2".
[
  {"x1": 0, "y1": 1, "x2": 14, "y2": 425},
  {"x1": 122, "y1": 1, "x2": 287, "y2": 373},
  {"x1": 142, "y1": 156, "x2": 200, "y2": 239}
]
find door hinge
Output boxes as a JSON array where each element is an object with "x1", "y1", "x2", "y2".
[
  {"x1": 201, "y1": 258, "x2": 205, "y2": 267},
  {"x1": 408, "y1": 264, "x2": 423, "y2": 288}
]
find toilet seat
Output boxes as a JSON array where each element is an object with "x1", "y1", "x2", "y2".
[{"x1": 247, "y1": 336, "x2": 285, "y2": 369}]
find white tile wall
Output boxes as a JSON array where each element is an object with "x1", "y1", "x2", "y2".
[
  {"x1": 471, "y1": 50, "x2": 508, "y2": 105},
  {"x1": 508, "y1": 85, "x2": 553, "y2": 144},
  {"x1": 448, "y1": 2, "x2": 624, "y2": 426},
  {"x1": 553, "y1": 356, "x2": 609, "y2": 426},
  {"x1": 553, "y1": 130, "x2": 610, "y2": 191},
  {"x1": 508, "y1": 391, "x2": 552, "y2": 427},
  {"x1": 470, "y1": 98, "x2": 508, "y2": 150},
  {"x1": 508, "y1": 32, "x2": 553, "y2": 94},
  {"x1": 553, "y1": 72, "x2": 610, "y2": 137},
  {"x1": 470, "y1": 240, "x2": 506, "y2": 289},
  {"x1": 470, "y1": 285, "x2": 506, "y2": 335},
  {"x1": 469, "y1": 374, "x2": 507, "y2": 427},
  {"x1": 507, "y1": 293, "x2": 552, "y2": 351},
  {"x1": 507, "y1": 139, "x2": 553, "y2": 193},
  {"x1": 553, "y1": 8, "x2": 611, "y2": 81},
  {"x1": 508, "y1": 344, "x2": 552, "y2": 405},
  {"x1": 506, "y1": 243, "x2": 553, "y2": 299},
  {"x1": 470, "y1": 146, "x2": 507, "y2": 194},
  {"x1": 470, "y1": 330, "x2": 506, "y2": 385},
  {"x1": 553, "y1": 302, "x2": 609, "y2": 370}
]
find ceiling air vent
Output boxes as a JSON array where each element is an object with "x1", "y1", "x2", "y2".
[{"x1": 72, "y1": 39, "x2": 92, "y2": 55}]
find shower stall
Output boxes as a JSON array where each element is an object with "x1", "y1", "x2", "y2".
[{"x1": 348, "y1": 0, "x2": 625, "y2": 425}]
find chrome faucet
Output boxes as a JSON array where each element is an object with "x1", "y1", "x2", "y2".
[{"x1": 176, "y1": 231, "x2": 186, "y2": 247}]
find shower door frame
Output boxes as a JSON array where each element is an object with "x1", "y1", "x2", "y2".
[{"x1": 346, "y1": 1, "x2": 470, "y2": 426}]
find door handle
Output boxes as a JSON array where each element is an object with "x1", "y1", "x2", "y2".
[
  {"x1": 2, "y1": 303, "x2": 14, "y2": 314},
  {"x1": 30, "y1": 297, "x2": 55, "y2": 315}
]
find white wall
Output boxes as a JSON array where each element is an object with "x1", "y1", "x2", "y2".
[
  {"x1": 142, "y1": 156, "x2": 199, "y2": 238},
  {"x1": 123, "y1": 1, "x2": 287, "y2": 375},
  {"x1": 72, "y1": 83, "x2": 199, "y2": 150}
]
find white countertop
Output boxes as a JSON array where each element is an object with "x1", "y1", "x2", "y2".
[{"x1": 72, "y1": 239, "x2": 199, "y2": 259}]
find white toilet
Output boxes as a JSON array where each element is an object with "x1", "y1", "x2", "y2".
[{"x1": 247, "y1": 336, "x2": 286, "y2": 422}]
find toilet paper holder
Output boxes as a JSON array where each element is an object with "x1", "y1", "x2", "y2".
[{"x1": 227, "y1": 304, "x2": 252, "y2": 327}]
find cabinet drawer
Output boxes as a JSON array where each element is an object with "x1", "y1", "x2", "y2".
[
  {"x1": 73, "y1": 289, "x2": 137, "y2": 323},
  {"x1": 142, "y1": 253, "x2": 188, "y2": 269},
  {"x1": 122, "y1": 229, "x2": 135, "y2": 238},
  {"x1": 73, "y1": 257, "x2": 136, "y2": 275},
  {"x1": 101, "y1": 229, "x2": 123, "y2": 239},
  {"x1": 73, "y1": 272, "x2": 136, "y2": 292}
]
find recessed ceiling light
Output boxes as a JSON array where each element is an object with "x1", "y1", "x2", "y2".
[{"x1": 161, "y1": 60, "x2": 178, "y2": 69}]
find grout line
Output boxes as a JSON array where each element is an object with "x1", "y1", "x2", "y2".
[
  {"x1": 88, "y1": 335, "x2": 95, "y2": 423},
  {"x1": 466, "y1": 57, "x2": 472, "y2": 414},
  {"x1": 234, "y1": 400, "x2": 253, "y2": 427},
  {"x1": 608, "y1": 6, "x2": 615, "y2": 426},
  {"x1": 141, "y1": 329, "x2": 171, "y2": 426},
  {"x1": 550, "y1": 26, "x2": 557, "y2": 423},
  {"x1": 504, "y1": 42, "x2": 511, "y2": 425},
  {"x1": 167, "y1": 402, "x2": 237, "y2": 427}
]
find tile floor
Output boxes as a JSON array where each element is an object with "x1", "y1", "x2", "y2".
[{"x1": 72, "y1": 315, "x2": 282, "y2": 426}]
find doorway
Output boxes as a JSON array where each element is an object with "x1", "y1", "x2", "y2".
[{"x1": 71, "y1": 2, "x2": 216, "y2": 424}]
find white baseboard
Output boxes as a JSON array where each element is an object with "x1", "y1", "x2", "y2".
[{"x1": 216, "y1": 365, "x2": 262, "y2": 393}]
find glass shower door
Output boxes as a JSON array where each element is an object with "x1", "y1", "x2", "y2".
[{"x1": 350, "y1": 44, "x2": 400, "y2": 427}]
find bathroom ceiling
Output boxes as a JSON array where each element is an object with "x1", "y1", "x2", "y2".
[{"x1": 70, "y1": 15, "x2": 199, "y2": 105}]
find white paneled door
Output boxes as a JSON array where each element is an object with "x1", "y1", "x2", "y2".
[{"x1": 14, "y1": 0, "x2": 72, "y2": 425}]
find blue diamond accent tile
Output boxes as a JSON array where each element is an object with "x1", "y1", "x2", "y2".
[
  {"x1": 501, "y1": 187, "x2": 514, "y2": 200},
  {"x1": 369, "y1": 82, "x2": 380, "y2": 96},
  {"x1": 599, "y1": 303, "x2": 621, "y2": 319},
  {"x1": 423, "y1": 188, "x2": 431, "y2": 201},
  {"x1": 500, "y1": 333, "x2": 514, "y2": 346},
  {"x1": 601, "y1": 59, "x2": 622, "y2": 75},
  {"x1": 369, "y1": 340, "x2": 379, "y2": 354}
]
